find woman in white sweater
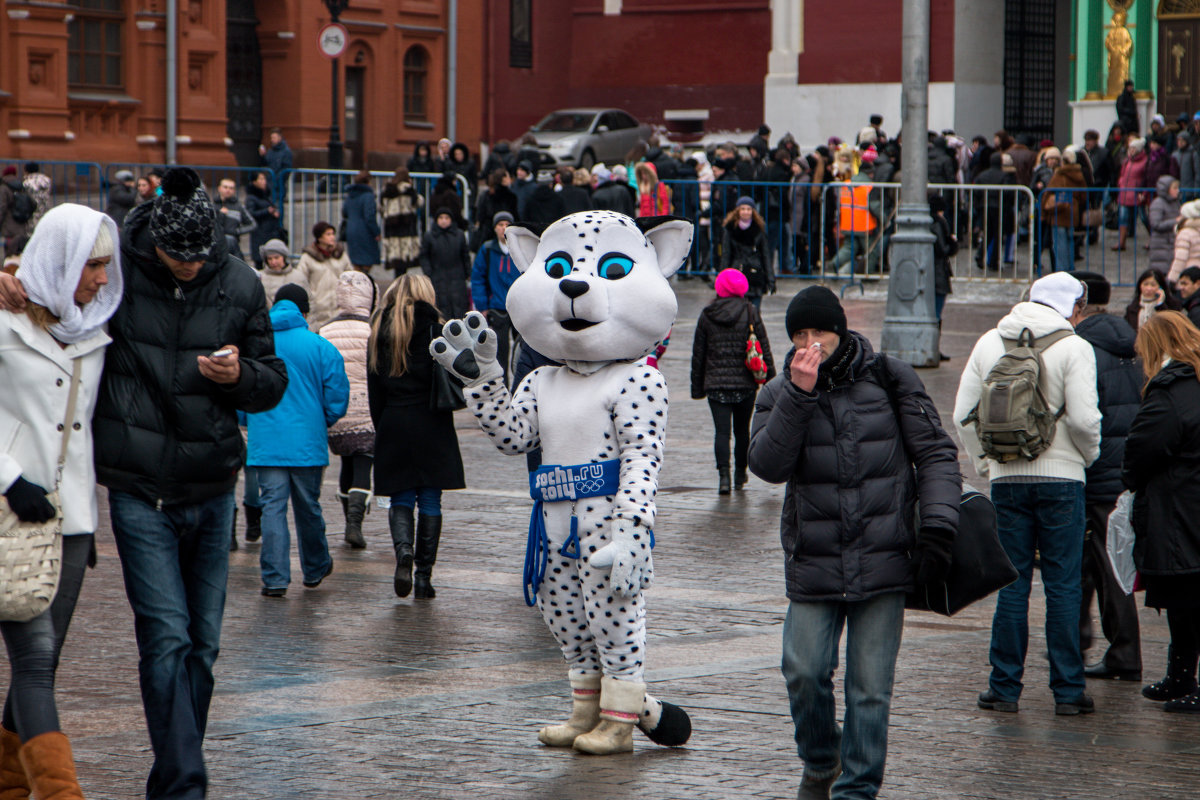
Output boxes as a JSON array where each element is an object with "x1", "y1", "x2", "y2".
[
  {"x1": 319, "y1": 270, "x2": 378, "y2": 547},
  {"x1": 0, "y1": 204, "x2": 122, "y2": 797}
]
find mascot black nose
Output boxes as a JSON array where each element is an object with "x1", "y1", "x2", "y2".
[{"x1": 559, "y1": 279, "x2": 589, "y2": 299}]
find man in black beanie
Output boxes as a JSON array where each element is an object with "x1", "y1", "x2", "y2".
[
  {"x1": 750, "y1": 285, "x2": 961, "y2": 800},
  {"x1": 0, "y1": 166, "x2": 288, "y2": 799},
  {"x1": 1067, "y1": 271, "x2": 1144, "y2": 682}
]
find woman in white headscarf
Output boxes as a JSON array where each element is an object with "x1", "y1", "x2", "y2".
[{"x1": 0, "y1": 203, "x2": 121, "y2": 798}]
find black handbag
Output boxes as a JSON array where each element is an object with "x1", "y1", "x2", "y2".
[
  {"x1": 430, "y1": 362, "x2": 466, "y2": 412},
  {"x1": 905, "y1": 489, "x2": 1016, "y2": 616},
  {"x1": 872, "y1": 357, "x2": 1018, "y2": 616}
]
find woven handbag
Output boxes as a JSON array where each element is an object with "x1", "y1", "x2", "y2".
[{"x1": 0, "y1": 358, "x2": 81, "y2": 622}]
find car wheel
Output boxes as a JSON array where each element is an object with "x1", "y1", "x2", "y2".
[{"x1": 579, "y1": 149, "x2": 596, "y2": 170}]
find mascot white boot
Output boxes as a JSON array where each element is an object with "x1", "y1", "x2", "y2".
[{"x1": 431, "y1": 211, "x2": 693, "y2": 754}]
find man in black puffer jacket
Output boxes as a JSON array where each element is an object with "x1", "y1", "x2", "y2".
[
  {"x1": 1070, "y1": 272, "x2": 1144, "y2": 681},
  {"x1": 80, "y1": 167, "x2": 285, "y2": 799},
  {"x1": 749, "y1": 287, "x2": 960, "y2": 800}
]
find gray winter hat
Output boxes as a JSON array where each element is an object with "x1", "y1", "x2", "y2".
[{"x1": 259, "y1": 238, "x2": 290, "y2": 261}]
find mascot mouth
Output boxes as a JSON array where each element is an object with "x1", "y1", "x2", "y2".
[{"x1": 559, "y1": 318, "x2": 599, "y2": 332}]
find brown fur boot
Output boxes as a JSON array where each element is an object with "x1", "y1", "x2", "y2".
[
  {"x1": 0, "y1": 727, "x2": 29, "y2": 800},
  {"x1": 18, "y1": 732, "x2": 82, "y2": 800}
]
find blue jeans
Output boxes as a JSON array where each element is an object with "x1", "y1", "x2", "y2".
[
  {"x1": 1051, "y1": 226, "x2": 1074, "y2": 271},
  {"x1": 988, "y1": 481, "x2": 1086, "y2": 703},
  {"x1": 390, "y1": 487, "x2": 442, "y2": 516},
  {"x1": 257, "y1": 466, "x2": 332, "y2": 589},
  {"x1": 782, "y1": 592, "x2": 905, "y2": 800},
  {"x1": 109, "y1": 489, "x2": 234, "y2": 800}
]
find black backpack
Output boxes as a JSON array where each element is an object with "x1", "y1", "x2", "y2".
[{"x1": 9, "y1": 187, "x2": 35, "y2": 225}]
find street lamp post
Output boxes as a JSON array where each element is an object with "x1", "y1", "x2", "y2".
[
  {"x1": 323, "y1": 0, "x2": 351, "y2": 170},
  {"x1": 879, "y1": 0, "x2": 939, "y2": 367}
]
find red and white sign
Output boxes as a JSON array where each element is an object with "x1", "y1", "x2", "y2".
[{"x1": 317, "y1": 23, "x2": 348, "y2": 60}]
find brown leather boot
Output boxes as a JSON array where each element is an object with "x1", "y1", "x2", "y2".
[
  {"x1": 18, "y1": 732, "x2": 82, "y2": 799},
  {"x1": 0, "y1": 726, "x2": 29, "y2": 800}
]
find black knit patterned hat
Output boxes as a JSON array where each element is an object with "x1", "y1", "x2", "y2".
[{"x1": 150, "y1": 167, "x2": 217, "y2": 262}]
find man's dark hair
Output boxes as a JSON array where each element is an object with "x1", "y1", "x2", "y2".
[{"x1": 1182, "y1": 266, "x2": 1200, "y2": 283}]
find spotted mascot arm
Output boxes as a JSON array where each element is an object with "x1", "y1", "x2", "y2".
[{"x1": 430, "y1": 310, "x2": 540, "y2": 455}]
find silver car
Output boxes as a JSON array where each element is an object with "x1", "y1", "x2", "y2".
[{"x1": 530, "y1": 108, "x2": 653, "y2": 170}]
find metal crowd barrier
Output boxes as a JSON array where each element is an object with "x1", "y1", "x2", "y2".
[
  {"x1": 1034, "y1": 185, "x2": 1162, "y2": 287},
  {"x1": 281, "y1": 169, "x2": 470, "y2": 255},
  {"x1": 0, "y1": 159, "x2": 106, "y2": 213},
  {"x1": 662, "y1": 178, "x2": 1036, "y2": 284}
]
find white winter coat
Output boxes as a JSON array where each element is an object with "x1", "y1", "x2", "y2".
[
  {"x1": 0, "y1": 311, "x2": 109, "y2": 535},
  {"x1": 953, "y1": 301, "x2": 1102, "y2": 483}
]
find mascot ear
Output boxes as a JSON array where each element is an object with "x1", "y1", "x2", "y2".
[
  {"x1": 640, "y1": 218, "x2": 694, "y2": 278},
  {"x1": 505, "y1": 225, "x2": 542, "y2": 274}
]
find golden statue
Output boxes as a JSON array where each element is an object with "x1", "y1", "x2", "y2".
[{"x1": 1105, "y1": 0, "x2": 1136, "y2": 99}]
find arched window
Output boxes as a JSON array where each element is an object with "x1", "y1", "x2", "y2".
[{"x1": 403, "y1": 46, "x2": 428, "y2": 122}]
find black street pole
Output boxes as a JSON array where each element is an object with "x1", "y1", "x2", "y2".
[{"x1": 324, "y1": 0, "x2": 350, "y2": 170}]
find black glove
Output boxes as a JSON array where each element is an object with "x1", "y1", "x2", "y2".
[
  {"x1": 4, "y1": 477, "x2": 56, "y2": 523},
  {"x1": 912, "y1": 526, "x2": 955, "y2": 586}
]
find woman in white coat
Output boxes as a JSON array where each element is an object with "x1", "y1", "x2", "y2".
[
  {"x1": 319, "y1": 270, "x2": 378, "y2": 548},
  {"x1": 0, "y1": 204, "x2": 122, "y2": 798}
]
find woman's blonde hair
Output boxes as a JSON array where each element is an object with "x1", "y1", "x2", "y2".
[
  {"x1": 25, "y1": 304, "x2": 59, "y2": 332},
  {"x1": 1134, "y1": 310, "x2": 1200, "y2": 385},
  {"x1": 369, "y1": 272, "x2": 441, "y2": 377}
]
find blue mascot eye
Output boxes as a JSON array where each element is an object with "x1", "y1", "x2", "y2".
[
  {"x1": 597, "y1": 253, "x2": 633, "y2": 280},
  {"x1": 544, "y1": 252, "x2": 572, "y2": 279}
]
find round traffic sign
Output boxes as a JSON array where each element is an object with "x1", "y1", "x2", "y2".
[{"x1": 318, "y1": 23, "x2": 348, "y2": 60}]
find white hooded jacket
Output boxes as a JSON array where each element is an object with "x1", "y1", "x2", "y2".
[{"x1": 954, "y1": 301, "x2": 1102, "y2": 482}]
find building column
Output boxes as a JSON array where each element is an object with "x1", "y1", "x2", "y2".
[{"x1": 763, "y1": 0, "x2": 801, "y2": 136}]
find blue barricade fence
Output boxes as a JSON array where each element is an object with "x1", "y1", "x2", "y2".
[
  {"x1": 0, "y1": 159, "x2": 106, "y2": 212},
  {"x1": 1034, "y1": 185, "x2": 1164, "y2": 287}
]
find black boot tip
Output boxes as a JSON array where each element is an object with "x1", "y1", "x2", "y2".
[{"x1": 639, "y1": 701, "x2": 691, "y2": 747}]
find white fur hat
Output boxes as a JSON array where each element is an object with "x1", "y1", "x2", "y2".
[
  {"x1": 1128, "y1": 137, "x2": 1146, "y2": 154},
  {"x1": 1181, "y1": 199, "x2": 1200, "y2": 219}
]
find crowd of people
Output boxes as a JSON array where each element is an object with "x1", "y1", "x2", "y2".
[{"x1": 3, "y1": 102, "x2": 1200, "y2": 799}]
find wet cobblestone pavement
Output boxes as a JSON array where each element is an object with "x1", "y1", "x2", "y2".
[{"x1": 27, "y1": 282, "x2": 1200, "y2": 799}]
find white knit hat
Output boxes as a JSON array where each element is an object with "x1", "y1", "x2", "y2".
[
  {"x1": 1182, "y1": 199, "x2": 1200, "y2": 219},
  {"x1": 1028, "y1": 272, "x2": 1085, "y2": 318}
]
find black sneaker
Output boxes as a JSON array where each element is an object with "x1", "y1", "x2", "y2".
[
  {"x1": 796, "y1": 763, "x2": 840, "y2": 800},
  {"x1": 977, "y1": 689, "x2": 1019, "y2": 713},
  {"x1": 303, "y1": 561, "x2": 334, "y2": 588},
  {"x1": 1054, "y1": 695, "x2": 1095, "y2": 716},
  {"x1": 261, "y1": 587, "x2": 286, "y2": 598}
]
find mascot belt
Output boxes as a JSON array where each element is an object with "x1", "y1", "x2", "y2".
[{"x1": 524, "y1": 460, "x2": 653, "y2": 607}]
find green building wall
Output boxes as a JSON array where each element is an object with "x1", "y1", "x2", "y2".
[{"x1": 1073, "y1": 0, "x2": 1158, "y2": 101}]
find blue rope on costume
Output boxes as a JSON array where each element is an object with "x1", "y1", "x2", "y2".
[{"x1": 524, "y1": 460, "x2": 621, "y2": 607}]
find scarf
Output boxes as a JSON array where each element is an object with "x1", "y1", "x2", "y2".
[{"x1": 18, "y1": 203, "x2": 123, "y2": 344}]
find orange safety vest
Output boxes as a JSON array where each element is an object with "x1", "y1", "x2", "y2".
[{"x1": 838, "y1": 183, "x2": 877, "y2": 233}]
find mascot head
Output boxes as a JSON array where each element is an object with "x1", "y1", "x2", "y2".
[{"x1": 504, "y1": 211, "x2": 693, "y2": 364}]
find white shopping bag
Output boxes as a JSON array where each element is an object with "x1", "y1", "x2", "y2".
[{"x1": 1106, "y1": 490, "x2": 1138, "y2": 596}]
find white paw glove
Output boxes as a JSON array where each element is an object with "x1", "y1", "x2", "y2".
[
  {"x1": 428, "y1": 311, "x2": 503, "y2": 388},
  {"x1": 588, "y1": 522, "x2": 654, "y2": 598}
]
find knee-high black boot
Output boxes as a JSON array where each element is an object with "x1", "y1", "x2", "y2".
[
  {"x1": 389, "y1": 505, "x2": 415, "y2": 598},
  {"x1": 414, "y1": 514, "x2": 442, "y2": 599}
]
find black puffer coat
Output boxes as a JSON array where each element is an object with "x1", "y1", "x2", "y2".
[
  {"x1": 749, "y1": 333, "x2": 961, "y2": 602},
  {"x1": 1123, "y1": 361, "x2": 1200, "y2": 576},
  {"x1": 1074, "y1": 313, "x2": 1142, "y2": 506},
  {"x1": 720, "y1": 218, "x2": 773, "y2": 297},
  {"x1": 690, "y1": 296, "x2": 775, "y2": 398},
  {"x1": 368, "y1": 301, "x2": 465, "y2": 495},
  {"x1": 94, "y1": 202, "x2": 289, "y2": 506},
  {"x1": 419, "y1": 224, "x2": 471, "y2": 319}
]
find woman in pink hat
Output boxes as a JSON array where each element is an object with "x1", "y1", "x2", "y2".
[{"x1": 690, "y1": 268, "x2": 776, "y2": 494}]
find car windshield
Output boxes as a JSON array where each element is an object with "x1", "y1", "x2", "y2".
[{"x1": 532, "y1": 112, "x2": 595, "y2": 133}]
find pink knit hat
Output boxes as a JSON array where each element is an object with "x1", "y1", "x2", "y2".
[{"x1": 714, "y1": 268, "x2": 749, "y2": 298}]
